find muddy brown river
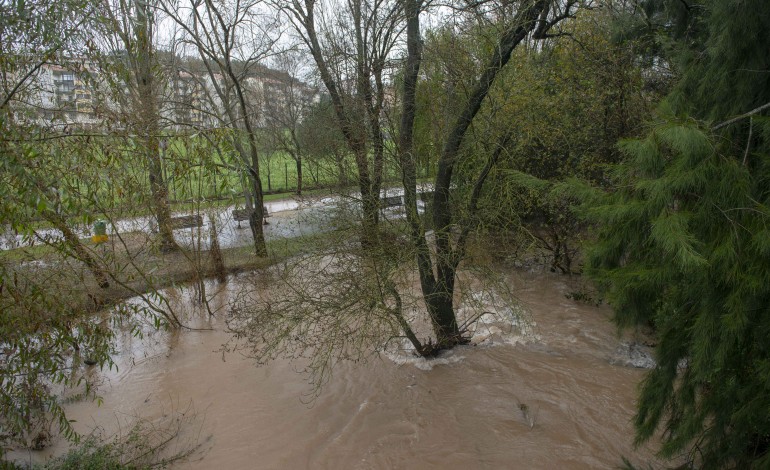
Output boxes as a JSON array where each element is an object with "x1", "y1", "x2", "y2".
[{"x1": 16, "y1": 268, "x2": 668, "y2": 469}]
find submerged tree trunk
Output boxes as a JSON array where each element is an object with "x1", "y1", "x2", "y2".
[
  {"x1": 396, "y1": 0, "x2": 552, "y2": 354},
  {"x1": 429, "y1": 0, "x2": 549, "y2": 346},
  {"x1": 397, "y1": 0, "x2": 440, "y2": 353}
]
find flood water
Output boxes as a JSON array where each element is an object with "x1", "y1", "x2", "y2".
[
  {"x1": 16, "y1": 268, "x2": 667, "y2": 469},
  {"x1": 0, "y1": 185, "x2": 430, "y2": 251}
]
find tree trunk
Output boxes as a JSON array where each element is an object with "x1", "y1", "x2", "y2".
[
  {"x1": 397, "y1": 0, "x2": 448, "y2": 353},
  {"x1": 208, "y1": 213, "x2": 226, "y2": 282},
  {"x1": 355, "y1": 148, "x2": 380, "y2": 247},
  {"x1": 135, "y1": 0, "x2": 177, "y2": 252},
  {"x1": 247, "y1": 159, "x2": 267, "y2": 257},
  {"x1": 335, "y1": 156, "x2": 345, "y2": 186},
  {"x1": 231, "y1": 66, "x2": 268, "y2": 257},
  {"x1": 294, "y1": 0, "x2": 380, "y2": 244},
  {"x1": 428, "y1": 0, "x2": 549, "y2": 344},
  {"x1": 243, "y1": 187, "x2": 253, "y2": 212},
  {"x1": 396, "y1": 0, "x2": 463, "y2": 350},
  {"x1": 296, "y1": 156, "x2": 302, "y2": 196},
  {"x1": 232, "y1": 139, "x2": 267, "y2": 257},
  {"x1": 146, "y1": 136, "x2": 177, "y2": 252},
  {"x1": 44, "y1": 211, "x2": 110, "y2": 289}
]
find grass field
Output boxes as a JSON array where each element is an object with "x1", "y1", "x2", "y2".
[{"x1": 5, "y1": 132, "x2": 430, "y2": 238}]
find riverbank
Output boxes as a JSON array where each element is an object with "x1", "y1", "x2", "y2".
[{"x1": 0, "y1": 195, "x2": 332, "y2": 327}]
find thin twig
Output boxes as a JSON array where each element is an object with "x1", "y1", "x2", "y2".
[{"x1": 742, "y1": 116, "x2": 753, "y2": 166}]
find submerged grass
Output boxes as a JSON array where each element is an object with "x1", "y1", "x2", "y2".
[
  {"x1": 33, "y1": 413, "x2": 202, "y2": 470},
  {"x1": 1, "y1": 224, "x2": 331, "y2": 321}
]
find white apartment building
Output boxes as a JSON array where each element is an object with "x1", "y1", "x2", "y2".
[{"x1": 20, "y1": 58, "x2": 318, "y2": 132}]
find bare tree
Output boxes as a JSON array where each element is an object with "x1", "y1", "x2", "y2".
[
  {"x1": 99, "y1": 0, "x2": 180, "y2": 252},
  {"x1": 227, "y1": 2, "x2": 584, "y2": 388},
  {"x1": 161, "y1": 0, "x2": 282, "y2": 257},
  {"x1": 279, "y1": 0, "x2": 402, "y2": 244},
  {"x1": 263, "y1": 51, "x2": 317, "y2": 196}
]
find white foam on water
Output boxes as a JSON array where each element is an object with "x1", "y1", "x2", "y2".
[{"x1": 381, "y1": 288, "x2": 542, "y2": 369}]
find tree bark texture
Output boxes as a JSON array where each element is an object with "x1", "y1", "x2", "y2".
[{"x1": 135, "y1": 0, "x2": 178, "y2": 252}]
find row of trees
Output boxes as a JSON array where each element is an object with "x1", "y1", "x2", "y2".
[
  {"x1": 4, "y1": 0, "x2": 330, "y2": 256},
  {"x1": 0, "y1": 0, "x2": 273, "y2": 452},
  {"x1": 1, "y1": 0, "x2": 595, "y2": 454}
]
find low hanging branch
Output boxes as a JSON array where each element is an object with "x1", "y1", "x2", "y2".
[{"x1": 712, "y1": 101, "x2": 770, "y2": 130}]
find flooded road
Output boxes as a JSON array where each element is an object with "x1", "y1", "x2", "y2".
[
  {"x1": 19, "y1": 268, "x2": 664, "y2": 469},
  {"x1": 0, "y1": 197, "x2": 330, "y2": 251},
  {"x1": 0, "y1": 186, "x2": 429, "y2": 251}
]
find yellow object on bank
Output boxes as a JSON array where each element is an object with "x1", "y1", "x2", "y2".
[{"x1": 92, "y1": 220, "x2": 108, "y2": 244}]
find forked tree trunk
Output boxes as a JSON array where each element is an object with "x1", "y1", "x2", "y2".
[
  {"x1": 430, "y1": 0, "x2": 550, "y2": 346},
  {"x1": 397, "y1": 0, "x2": 433, "y2": 354},
  {"x1": 398, "y1": 0, "x2": 552, "y2": 353}
]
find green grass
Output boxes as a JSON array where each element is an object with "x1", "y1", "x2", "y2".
[
  {"x1": 0, "y1": 243, "x2": 58, "y2": 263},
  {"x1": 8, "y1": 133, "x2": 425, "y2": 250}
]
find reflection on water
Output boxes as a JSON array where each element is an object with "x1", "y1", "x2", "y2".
[{"x1": 16, "y1": 268, "x2": 665, "y2": 469}]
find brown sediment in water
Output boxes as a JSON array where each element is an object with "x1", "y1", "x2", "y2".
[{"x1": 16, "y1": 268, "x2": 666, "y2": 469}]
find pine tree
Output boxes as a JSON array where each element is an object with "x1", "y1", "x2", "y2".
[{"x1": 580, "y1": 1, "x2": 770, "y2": 467}]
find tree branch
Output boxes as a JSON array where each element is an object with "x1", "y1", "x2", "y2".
[{"x1": 713, "y1": 101, "x2": 770, "y2": 130}]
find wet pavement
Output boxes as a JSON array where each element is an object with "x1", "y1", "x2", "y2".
[{"x1": 1, "y1": 185, "x2": 432, "y2": 251}]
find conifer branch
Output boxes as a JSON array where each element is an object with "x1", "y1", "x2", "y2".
[{"x1": 713, "y1": 101, "x2": 770, "y2": 130}]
